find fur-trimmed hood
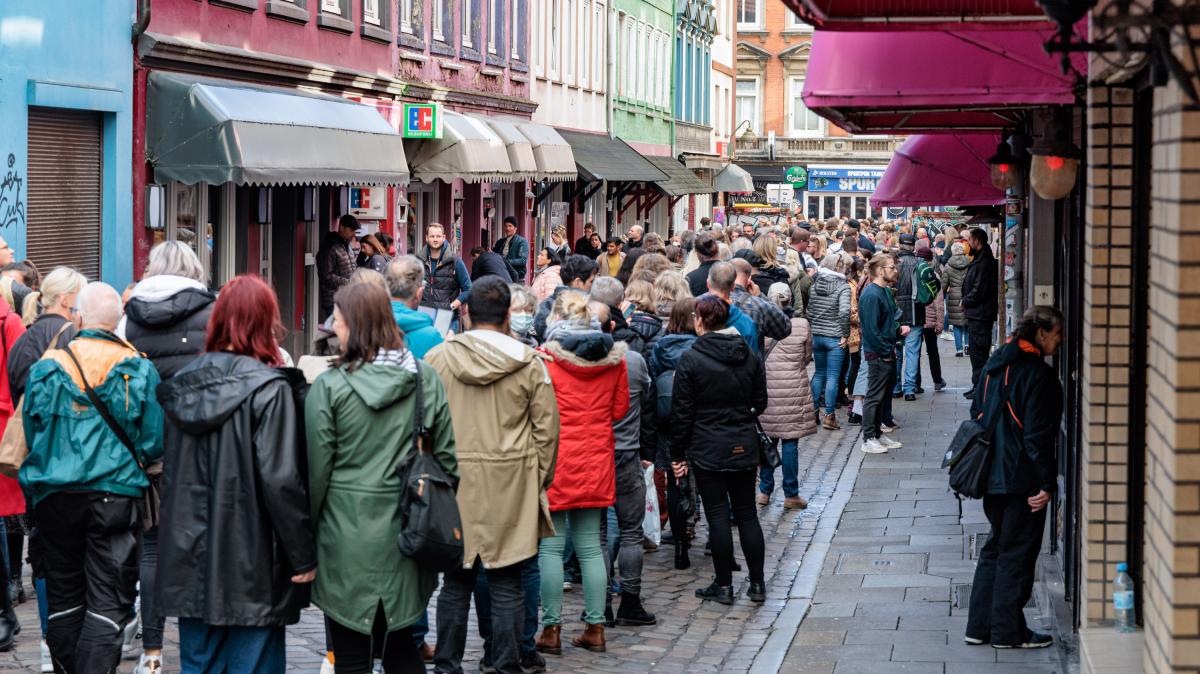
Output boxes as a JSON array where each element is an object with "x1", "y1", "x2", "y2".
[{"x1": 540, "y1": 337, "x2": 627, "y2": 375}]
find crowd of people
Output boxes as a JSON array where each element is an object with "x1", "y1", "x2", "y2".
[{"x1": 0, "y1": 207, "x2": 1062, "y2": 674}]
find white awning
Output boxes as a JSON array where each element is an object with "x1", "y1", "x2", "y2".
[{"x1": 406, "y1": 110, "x2": 514, "y2": 183}]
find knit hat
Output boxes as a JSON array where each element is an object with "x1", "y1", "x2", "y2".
[{"x1": 915, "y1": 246, "x2": 934, "y2": 261}]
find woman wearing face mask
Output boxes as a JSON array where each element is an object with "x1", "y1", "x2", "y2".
[
  {"x1": 531, "y1": 247, "x2": 565, "y2": 304},
  {"x1": 508, "y1": 285, "x2": 538, "y2": 347}
]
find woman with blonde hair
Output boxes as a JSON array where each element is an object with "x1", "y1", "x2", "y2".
[
  {"x1": 749, "y1": 235, "x2": 790, "y2": 295},
  {"x1": 652, "y1": 271, "x2": 692, "y2": 317},
  {"x1": 629, "y1": 253, "x2": 672, "y2": 285}
]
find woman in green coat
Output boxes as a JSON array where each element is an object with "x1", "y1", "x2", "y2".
[{"x1": 305, "y1": 283, "x2": 457, "y2": 674}]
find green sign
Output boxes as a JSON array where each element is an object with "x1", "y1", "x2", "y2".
[
  {"x1": 402, "y1": 103, "x2": 443, "y2": 139},
  {"x1": 785, "y1": 166, "x2": 808, "y2": 189}
]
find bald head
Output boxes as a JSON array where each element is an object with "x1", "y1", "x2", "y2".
[
  {"x1": 76, "y1": 282, "x2": 122, "y2": 331},
  {"x1": 706, "y1": 261, "x2": 736, "y2": 297}
]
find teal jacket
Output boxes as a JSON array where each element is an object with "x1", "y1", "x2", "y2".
[
  {"x1": 392, "y1": 301, "x2": 444, "y2": 358},
  {"x1": 19, "y1": 329, "x2": 164, "y2": 505}
]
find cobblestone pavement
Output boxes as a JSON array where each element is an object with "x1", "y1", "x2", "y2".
[
  {"x1": 779, "y1": 339, "x2": 1076, "y2": 674},
  {"x1": 0, "y1": 385, "x2": 863, "y2": 672}
]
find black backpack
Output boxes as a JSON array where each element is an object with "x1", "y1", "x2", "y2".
[{"x1": 395, "y1": 363, "x2": 465, "y2": 572}]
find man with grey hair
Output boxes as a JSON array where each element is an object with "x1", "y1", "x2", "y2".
[
  {"x1": 386, "y1": 255, "x2": 443, "y2": 358},
  {"x1": 20, "y1": 282, "x2": 163, "y2": 674},
  {"x1": 588, "y1": 276, "x2": 625, "y2": 309}
]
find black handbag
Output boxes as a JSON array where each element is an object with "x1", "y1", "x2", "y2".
[
  {"x1": 756, "y1": 420, "x2": 780, "y2": 470},
  {"x1": 395, "y1": 363, "x2": 465, "y2": 573},
  {"x1": 944, "y1": 366, "x2": 1017, "y2": 499}
]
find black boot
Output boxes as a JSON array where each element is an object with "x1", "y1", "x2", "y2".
[
  {"x1": 0, "y1": 580, "x2": 15, "y2": 652},
  {"x1": 695, "y1": 581, "x2": 735, "y2": 605},
  {"x1": 616, "y1": 592, "x2": 657, "y2": 626},
  {"x1": 748, "y1": 581, "x2": 766, "y2": 603},
  {"x1": 674, "y1": 541, "x2": 691, "y2": 570}
]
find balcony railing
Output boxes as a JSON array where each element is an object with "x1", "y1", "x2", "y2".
[
  {"x1": 675, "y1": 120, "x2": 714, "y2": 155},
  {"x1": 733, "y1": 136, "x2": 903, "y2": 160}
]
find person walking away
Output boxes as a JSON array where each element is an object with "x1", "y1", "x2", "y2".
[
  {"x1": 669, "y1": 294, "x2": 768, "y2": 606},
  {"x1": 915, "y1": 245, "x2": 946, "y2": 392},
  {"x1": 530, "y1": 247, "x2": 565, "y2": 304},
  {"x1": 318, "y1": 215, "x2": 358, "y2": 321},
  {"x1": 965, "y1": 306, "x2": 1064, "y2": 650},
  {"x1": 532, "y1": 255, "x2": 598, "y2": 343},
  {"x1": 807, "y1": 253, "x2": 852, "y2": 429},
  {"x1": 304, "y1": 282, "x2": 456, "y2": 674},
  {"x1": 756, "y1": 283, "x2": 817, "y2": 509},
  {"x1": 494, "y1": 216, "x2": 530, "y2": 283},
  {"x1": 648, "y1": 298, "x2": 698, "y2": 571},
  {"x1": 685, "y1": 233, "x2": 721, "y2": 297},
  {"x1": 893, "y1": 233, "x2": 924, "y2": 400},
  {"x1": 358, "y1": 234, "x2": 390, "y2": 274},
  {"x1": 420, "y1": 224, "x2": 472, "y2": 332},
  {"x1": 960, "y1": 228, "x2": 999, "y2": 397},
  {"x1": 20, "y1": 283, "x2": 164, "y2": 674},
  {"x1": 469, "y1": 247, "x2": 514, "y2": 283},
  {"x1": 119, "y1": 241, "x2": 218, "y2": 674},
  {"x1": 425, "y1": 278, "x2": 559, "y2": 674},
  {"x1": 386, "y1": 255, "x2": 444, "y2": 359},
  {"x1": 155, "y1": 276, "x2": 314, "y2": 674},
  {"x1": 729, "y1": 258, "x2": 792, "y2": 354},
  {"x1": 623, "y1": 280, "x2": 664, "y2": 360},
  {"x1": 944, "y1": 242, "x2": 971, "y2": 357},
  {"x1": 858, "y1": 256, "x2": 905, "y2": 455},
  {"x1": 535, "y1": 292, "x2": 629, "y2": 655}
]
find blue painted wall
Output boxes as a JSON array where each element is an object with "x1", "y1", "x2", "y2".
[
  {"x1": 674, "y1": 0, "x2": 713, "y2": 127},
  {"x1": 0, "y1": 1, "x2": 135, "y2": 289}
]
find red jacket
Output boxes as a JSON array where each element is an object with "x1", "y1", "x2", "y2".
[
  {"x1": 0, "y1": 300, "x2": 26, "y2": 517},
  {"x1": 539, "y1": 337, "x2": 629, "y2": 512}
]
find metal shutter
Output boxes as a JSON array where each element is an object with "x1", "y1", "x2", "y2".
[{"x1": 27, "y1": 108, "x2": 102, "y2": 281}]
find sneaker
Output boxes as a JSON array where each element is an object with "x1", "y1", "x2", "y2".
[
  {"x1": 136, "y1": 654, "x2": 163, "y2": 674},
  {"x1": 755, "y1": 492, "x2": 769, "y2": 506},
  {"x1": 563, "y1": 581, "x2": 573, "y2": 592},
  {"x1": 963, "y1": 635, "x2": 988, "y2": 646},
  {"x1": 847, "y1": 413, "x2": 862, "y2": 425},
  {"x1": 935, "y1": 380, "x2": 947, "y2": 392},
  {"x1": 992, "y1": 631, "x2": 1053, "y2": 649},
  {"x1": 963, "y1": 390, "x2": 974, "y2": 399},
  {"x1": 861, "y1": 439, "x2": 889, "y2": 454},
  {"x1": 880, "y1": 436, "x2": 903, "y2": 450},
  {"x1": 520, "y1": 651, "x2": 548, "y2": 674},
  {"x1": 939, "y1": 332, "x2": 954, "y2": 342},
  {"x1": 914, "y1": 386, "x2": 925, "y2": 394},
  {"x1": 41, "y1": 640, "x2": 53, "y2": 673},
  {"x1": 880, "y1": 422, "x2": 898, "y2": 433},
  {"x1": 904, "y1": 393, "x2": 917, "y2": 402},
  {"x1": 955, "y1": 351, "x2": 964, "y2": 357}
]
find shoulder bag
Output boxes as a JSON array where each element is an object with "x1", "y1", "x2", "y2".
[
  {"x1": 943, "y1": 366, "x2": 1019, "y2": 499},
  {"x1": 61, "y1": 345, "x2": 159, "y2": 530},
  {"x1": 395, "y1": 362, "x2": 465, "y2": 572}
]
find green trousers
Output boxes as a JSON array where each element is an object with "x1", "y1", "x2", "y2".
[{"x1": 537, "y1": 508, "x2": 607, "y2": 626}]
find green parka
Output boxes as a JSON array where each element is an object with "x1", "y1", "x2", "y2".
[{"x1": 304, "y1": 360, "x2": 457, "y2": 634}]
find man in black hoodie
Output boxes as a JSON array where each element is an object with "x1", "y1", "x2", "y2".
[{"x1": 959, "y1": 228, "x2": 999, "y2": 396}]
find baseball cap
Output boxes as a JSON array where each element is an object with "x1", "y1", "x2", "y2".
[{"x1": 899, "y1": 233, "x2": 916, "y2": 245}]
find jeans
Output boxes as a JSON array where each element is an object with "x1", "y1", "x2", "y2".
[
  {"x1": 538, "y1": 509, "x2": 606, "y2": 626},
  {"x1": 474, "y1": 558, "x2": 539, "y2": 659},
  {"x1": 852, "y1": 354, "x2": 870, "y2": 398},
  {"x1": 179, "y1": 620, "x2": 286, "y2": 674},
  {"x1": 966, "y1": 494, "x2": 1048, "y2": 646},
  {"x1": 967, "y1": 319, "x2": 994, "y2": 391},
  {"x1": 435, "y1": 559, "x2": 525, "y2": 674},
  {"x1": 901, "y1": 326, "x2": 924, "y2": 394},
  {"x1": 916, "y1": 327, "x2": 944, "y2": 389},
  {"x1": 612, "y1": 457, "x2": 646, "y2": 597},
  {"x1": 757, "y1": 439, "x2": 800, "y2": 498},
  {"x1": 694, "y1": 468, "x2": 764, "y2": 586},
  {"x1": 953, "y1": 325, "x2": 968, "y2": 353},
  {"x1": 38, "y1": 492, "x2": 140, "y2": 674},
  {"x1": 862, "y1": 358, "x2": 896, "y2": 441},
  {"x1": 139, "y1": 526, "x2": 164, "y2": 650},
  {"x1": 810, "y1": 335, "x2": 848, "y2": 415}
]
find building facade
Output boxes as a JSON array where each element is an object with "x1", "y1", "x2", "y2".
[
  {"x1": 0, "y1": 0, "x2": 134, "y2": 288},
  {"x1": 672, "y1": 0, "x2": 719, "y2": 231}
]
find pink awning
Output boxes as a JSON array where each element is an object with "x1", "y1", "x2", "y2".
[
  {"x1": 802, "y1": 27, "x2": 1084, "y2": 134},
  {"x1": 871, "y1": 134, "x2": 1004, "y2": 208},
  {"x1": 786, "y1": 0, "x2": 1051, "y2": 31}
]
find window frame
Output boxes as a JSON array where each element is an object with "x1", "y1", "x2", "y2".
[
  {"x1": 735, "y1": 0, "x2": 761, "y2": 30},
  {"x1": 735, "y1": 77, "x2": 761, "y2": 135},
  {"x1": 788, "y1": 76, "x2": 824, "y2": 137},
  {"x1": 265, "y1": 0, "x2": 310, "y2": 23},
  {"x1": 316, "y1": 0, "x2": 353, "y2": 32},
  {"x1": 361, "y1": 0, "x2": 393, "y2": 42}
]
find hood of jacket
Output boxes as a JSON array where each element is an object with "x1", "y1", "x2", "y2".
[
  {"x1": 541, "y1": 334, "x2": 627, "y2": 376},
  {"x1": 628, "y1": 311, "x2": 663, "y2": 342},
  {"x1": 948, "y1": 254, "x2": 970, "y2": 270},
  {"x1": 732, "y1": 248, "x2": 765, "y2": 268},
  {"x1": 812, "y1": 268, "x2": 847, "y2": 294},
  {"x1": 983, "y1": 338, "x2": 1043, "y2": 377},
  {"x1": 692, "y1": 331, "x2": 752, "y2": 367},
  {"x1": 125, "y1": 275, "x2": 217, "y2": 329},
  {"x1": 430, "y1": 330, "x2": 540, "y2": 386},
  {"x1": 392, "y1": 301, "x2": 435, "y2": 334},
  {"x1": 158, "y1": 352, "x2": 285, "y2": 434},
  {"x1": 649, "y1": 333, "x2": 696, "y2": 374}
]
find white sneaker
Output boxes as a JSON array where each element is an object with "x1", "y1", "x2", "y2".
[
  {"x1": 319, "y1": 653, "x2": 335, "y2": 674},
  {"x1": 881, "y1": 436, "x2": 903, "y2": 450},
  {"x1": 939, "y1": 332, "x2": 954, "y2": 342},
  {"x1": 880, "y1": 422, "x2": 899, "y2": 433},
  {"x1": 41, "y1": 640, "x2": 52, "y2": 673},
  {"x1": 135, "y1": 654, "x2": 163, "y2": 674},
  {"x1": 861, "y1": 439, "x2": 889, "y2": 454}
]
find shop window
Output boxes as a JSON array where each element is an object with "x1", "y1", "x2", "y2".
[
  {"x1": 854, "y1": 197, "x2": 867, "y2": 220},
  {"x1": 161, "y1": 183, "x2": 234, "y2": 289}
]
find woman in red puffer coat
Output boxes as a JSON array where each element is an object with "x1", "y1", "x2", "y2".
[
  {"x1": 535, "y1": 290, "x2": 628, "y2": 656},
  {"x1": 0, "y1": 295, "x2": 26, "y2": 646}
]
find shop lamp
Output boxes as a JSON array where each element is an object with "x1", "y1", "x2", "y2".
[
  {"x1": 525, "y1": 188, "x2": 536, "y2": 214},
  {"x1": 396, "y1": 192, "x2": 410, "y2": 223},
  {"x1": 987, "y1": 140, "x2": 1019, "y2": 192},
  {"x1": 1029, "y1": 135, "x2": 1081, "y2": 201}
]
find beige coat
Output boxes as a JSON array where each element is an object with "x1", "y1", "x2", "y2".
[
  {"x1": 425, "y1": 330, "x2": 561, "y2": 569},
  {"x1": 758, "y1": 317, "x2": 819, "y2": 440}
]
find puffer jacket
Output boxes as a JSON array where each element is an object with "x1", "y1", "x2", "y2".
[
  {"x1": 944, "y1": 254, "x2": 970, "y2": 327},
  {"x1": 120, "y1": 274, "x2": 217, "y2": 379},
  {"x1": 648, "y1": 333, "x2": 696, "y2": 470},
  {"x1": 539, "y1": 331, "x2": 630, "y2": 511},
  {"x1": 895, "y1": 247, "x2": 922, "y2": 327},
  {"x1": 8, "y1": 313, "x2": 76, "y2": 402},
  {"x1": 924, "y1": 291, "x2": 945, "y2": 331},
  {"x1": 628, "y1": 310, "x2": 664, "y2": 360},
  {"x1": 669, "y1": 331, "x2": 767, "y2": 472},
  {"x1": 807, "y1": 268, "x2": 851, "y2": 339},
  {"x1": 531, "y1": 265, "x2": 562, "y2": 304},
  {"x1": 0, "y1": 301, "x2": 25, "y2": 517},
  {"x1": 157, "y1": 352, "x2": 314, "y2": 627},
  {"x1": 420, "y1": 245, "x2": 472, "y2": 311},
  {"x1": 759, "y1": 317, "x2": 817, "y2": 440}
]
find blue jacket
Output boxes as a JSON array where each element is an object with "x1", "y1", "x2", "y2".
[
  {"x1": 19, "y1": 330, "x2": 164, "y2": 505},
  {"x1": 392, "y1": 301, "x2": 445, "y2": 359},
  {"x1": 858, "y1": 283, "x2": 899, "y2": 358},
  {"x1": 725, "y1": 304, "x2": 759, "y2": 355}
]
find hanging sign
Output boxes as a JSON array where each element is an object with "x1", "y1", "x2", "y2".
[
  {"x1": 784, "y1": 166, "x2": 808, "y2": 189},
  {"x1": 349, "y1": 186, "x2": 387, "y2": 220},
  {"x1": 402, "y1": 103, "x2": 443, "y2": 139}
]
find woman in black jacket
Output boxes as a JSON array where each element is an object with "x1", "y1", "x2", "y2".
[
  {"x1": 156, "y1": 275, "x2": 315, "y2": 674},
  {"x1": 669, "y1": 294, "x2": 768, "y2": 606},
  {"x1": 964, "y1": 306, "x2": 1064, "y2": 651}
]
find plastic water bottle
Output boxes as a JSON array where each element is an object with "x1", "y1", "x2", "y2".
[{"x1": 1114, "y1": 562, "x2": 1136, "y2": 633}]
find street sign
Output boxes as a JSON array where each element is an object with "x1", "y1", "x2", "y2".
[
  {"x1": 402, "y1": 103, "x2": 443, "y2": 139},
  {"x1": 349, "y1": 186, "x2": 387, "y2": 220},
  {"x1": 785, "y1": 166, "x2": 808, "y2": 189}
]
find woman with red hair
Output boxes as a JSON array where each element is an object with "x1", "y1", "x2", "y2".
[{"x1": 155, "y1": 275, "x2": 315, "y2": 674}]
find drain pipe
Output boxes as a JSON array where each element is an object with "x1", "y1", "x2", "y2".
[
  {"x1": 604, "y1": 6, "x2": 617, "y2": 236},
  {"x1": 132, "y1": 0, "x2": 151, "y2": 42}
]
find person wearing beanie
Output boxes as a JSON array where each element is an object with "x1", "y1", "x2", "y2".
[{"x1": 894, "y1": 233, "x2": 924, "y2": 400}]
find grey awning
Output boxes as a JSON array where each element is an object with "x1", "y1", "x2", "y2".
[
  {"x1": 477, "y1": 115, "x2": 539, "y2": 182},
  {"x1": 643, "y1": 156, "x2": 712, "y2": 197},
  {"x1": 147, "y1": 71, "x2": 409, "y2": 186},
  {"x1": 508, "y1": 119, "x2": 577, "y2": 181},
  {"x1": 715, "y1": 164, "x2": 755, "y2": 193},
  {"x1": 558, "y1": 130, "x2": 668, "y2": 183},
  {"x1": 406, "y1": 110, "x2": 514, "y2": 184}
]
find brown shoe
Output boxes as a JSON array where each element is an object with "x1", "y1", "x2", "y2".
[
  {"x1": 571, "y1": 623, "x2": 606, "y2": 652},
  {"x1": 822, "y1": 413, "x2": 841, "y2": 431},
  {"x1": 784, "y1": 496, "x2": 808, "y2": 510},
  {"x1": 536, "y1": 625, "x2": 562, "y2": 655},
  {"x1": 419, "y1": 642, "x2": 434, "y2": 663}
]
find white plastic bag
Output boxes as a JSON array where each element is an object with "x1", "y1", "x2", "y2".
[{"x1": 642, "y1": 465, "x2": 661, "y2": 546}]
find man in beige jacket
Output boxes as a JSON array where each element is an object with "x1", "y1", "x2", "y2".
[{"x1": 425, "y1": 276, "x2": 560, "y2": 674}]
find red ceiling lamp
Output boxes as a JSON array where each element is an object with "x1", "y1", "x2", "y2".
[
  {"x1": 1029, "y1": 131, "x2": 1080, "y2": 200},
  {"x1": 987, "y1": 138, "x2": 1019, "y2": 191}
]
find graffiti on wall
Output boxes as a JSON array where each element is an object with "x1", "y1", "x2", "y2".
[{"x1": 0, "y1": 154, "x2": 25, "y2": 231}]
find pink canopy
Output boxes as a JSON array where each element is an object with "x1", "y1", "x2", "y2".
[
  {"x1": 787, "y1": 0, "x2": 1051, "y2": 31},
  {"x1": 802, "y1": 27, "x2": 1084, "y2": 134},
  {"x1": 871, "y1": 134, "x2": 1003, "y2": 208}
]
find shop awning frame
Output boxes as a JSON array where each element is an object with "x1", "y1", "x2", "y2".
[
  {"x1": 871, "y1": 134, "x2": 1005, "y2": 208},
  {"x1": 147, "y1": 71, "x2": 410, "y2": 186},
  {"x1": 557, "y1": 130, "x2": 669, "y2": 184},
  {"x1": 643, "y1": 156, "x2": 712, "y2": 197},
  {"x1": 406, "y1": 110, "x2": 514, "y2": 184}
]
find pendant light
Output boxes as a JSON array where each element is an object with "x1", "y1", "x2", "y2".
[{"x1": 987, "y1": 138, "x2": 1019, "y2": 192}]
